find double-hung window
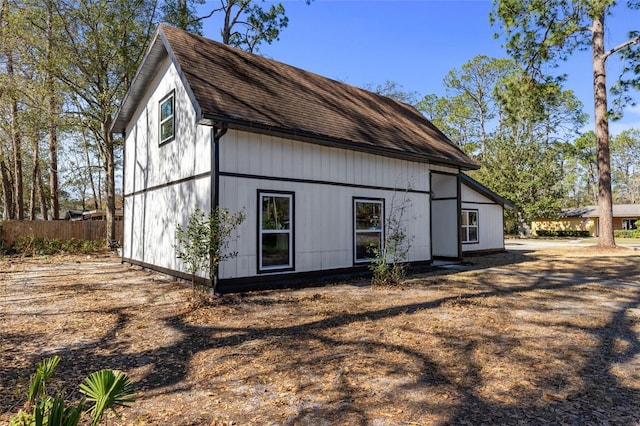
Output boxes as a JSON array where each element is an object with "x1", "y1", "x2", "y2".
[
  {"x1": 354, "y1": 198, "x2": 384, "y2": 263},
  {"x1": 461, "y1": 209, "x2": 478, "y2": 243},
  {"x1": 622, "y1": 218, "x2": 637, "y2": 230},
  {"x1": 159, "y1": 91, "x2": 175, "y2": 145},
  {"x1": 258, "y1": 191, "x2": 294, "y2": 272}
]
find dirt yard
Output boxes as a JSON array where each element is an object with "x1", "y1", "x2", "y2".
[{"x1": 2, "y1": 247, "x2": 640, "y2": 425}]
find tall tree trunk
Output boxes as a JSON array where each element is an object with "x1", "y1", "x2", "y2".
[
  {"x1": 0, "y1": 155, "x2": 14, "y2": 219},
  {"x1": 592, "y1": 13, "x2": 615, "y2": 247},
  {"x1": 38, "y1": 167, "x2": 48, "y2": 220},
  {"x1": 29, "y1": 141, "x2": 39, "y2": 220},
  {"x1": 102, "y1": 120, "x2": 116, "y2": 245},
  {"x1": 82, "y1": 128, "x2": 99, "y2": 209},
  {"x1": 7, "y1": 52, "x2": 24, "y2": 220},
  {"x1": 48, "y1": 97, "x2": 59, "y2": 219},
  {"x1": 46, "y1": 0, "x2": 59, "y2": 219}
]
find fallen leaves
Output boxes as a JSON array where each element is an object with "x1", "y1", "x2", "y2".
[{"x1": 2, "y1": 249, "x2": 640, "y2": 424}]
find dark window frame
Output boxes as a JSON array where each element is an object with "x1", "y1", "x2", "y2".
[
  {"x1": 257, "y1": 190, "x2": 295, "y2": 274},
  {"x1": 461, "y1": 209, "x2": 479, "y2": 244},
  {"x1": 159, "y1": 90, "x2": 175, "y2": 146},
  {"x1": 353, "y1": 197, "x2": 385, "y2": 265}
]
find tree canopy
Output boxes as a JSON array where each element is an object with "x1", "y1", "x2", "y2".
[{"x1": 491, "y1": 0, "x2": 640, "y2": 246}]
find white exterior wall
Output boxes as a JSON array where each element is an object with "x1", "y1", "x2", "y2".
[
  {"x1": 461, "y1": 183, "x2": 505, "y2": 252},
  {"x1": 122, "y1": 55, "x2": 212, "y2": 273},
  {"x1": 431, "y1": 172, "x2": 459, "y2": 258},
  {"x1": 218, "y1": 130, "x2": 432, "y2": 279}
]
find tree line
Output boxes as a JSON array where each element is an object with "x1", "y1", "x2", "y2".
[
  {"x1": 401, "y1": 55, "x2": 640, "y2": 236},
  {"x1": 0, "y1": 0, "x2": 638, "y2": 247},
  {"x1": 0, "y1": 0, "x2": 292, "y2": 244}
]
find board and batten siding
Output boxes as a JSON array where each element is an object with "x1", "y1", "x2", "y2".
[
  {"x1": 122, "y1": 54, "x2": 213, "y2": 273},
  {"x1": 217, "y1": 129, "x2": 432, "y2": 280},
  {"x1": 430, "y1": 172, "x2": 460, "y2": 258},
  {"x1": 461, "y1": 183, "x2": 505, "y2": 252}
]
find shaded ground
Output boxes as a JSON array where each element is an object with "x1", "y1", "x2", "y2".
[{"x1": 1, "y1": 247, "x2": 640, "y2": 425}]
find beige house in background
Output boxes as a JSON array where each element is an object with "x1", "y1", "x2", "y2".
[{"x1": 532, "y1": 204, "x2": 640, "y2": 236}]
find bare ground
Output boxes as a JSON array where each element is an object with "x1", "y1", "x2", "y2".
[{"x1": 1, "y1": 247, "x2": 640, "y2": 425}]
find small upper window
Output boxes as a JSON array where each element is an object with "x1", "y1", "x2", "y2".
[
  {"x1": 159, "y1": 92, "x2": 175, "y2": 145},
  {"x1": 461, "y1": 209, "x2": 478, "y2": 243}
]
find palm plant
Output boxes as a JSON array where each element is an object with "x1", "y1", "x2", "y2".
[
  {"x1": 79, "y1": 370, "x2": 136, "y2": 426},
  {"x1": 27, "y1": 356, "x2": 61, "y2": 405},
  {"x1": 10, "y1": 357, "x2": 136, "y2": 426}
]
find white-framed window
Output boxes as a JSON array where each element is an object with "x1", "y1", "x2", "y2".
[
  {"x1": 354, "y1": 198, "x2": 384, "y2": 263},
  {"x1": 258, "y1": 191, "x2": 294, "y2": 272},
  {"x1": 622, "y1": 218, "x2": 638, "y2": 230},
  {"x1": 461, "y1": 209, "x2": 478, "y2": 243},
  {"x1": 159, "y1": 91, "x2": 175, "y2": 145}
]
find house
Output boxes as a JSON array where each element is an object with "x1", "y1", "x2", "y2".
[
  {"x1": 64, "y1": 209, "x2": 124, "y2": 221},
  {"x1": 532, "y1": 204, "x2": 640, "y2": 237},
  {"x1": 111, "y1": 24, "x2": 510, "y2": 292}
]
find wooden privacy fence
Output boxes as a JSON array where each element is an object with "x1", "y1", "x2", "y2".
[{"x1": 0, "y1": 220, "x2": 124, "y2": 248}]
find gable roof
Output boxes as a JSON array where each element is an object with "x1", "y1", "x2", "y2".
[
  {"x1": 112, "y1": 24, "x2": 477, "y2": 170},
  {"x1": 461, "y1": 174, "x2": 514, "y2": 209},
  {"x1": 561, "y1": 204, "x2": 640, "y2": 218}
]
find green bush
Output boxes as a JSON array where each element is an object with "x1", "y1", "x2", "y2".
[
  {"x1": 12, "y1": 236, "x2": 104, "y2": 256},
  {"x1": 535, "y1": 230, "x2": 590, "y2": 238},
  {"x1": 614, "y1": 230, "x2": 640, "y2": 238}
]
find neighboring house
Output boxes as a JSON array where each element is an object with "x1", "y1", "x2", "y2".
[
  {"x1": 532, "y1": 204, "x2": 640, "y2": 236},
  {"x1": 64, "y1": 209, "x2": 124, "y2": 221},
  {"x1": 111, "y1": 24, "x2": 510, "y2": 292}
]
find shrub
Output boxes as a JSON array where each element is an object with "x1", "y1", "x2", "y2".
[
  {"x1": 614, "y1": 230, "x2": 640, "y2": 238},
  {"x1": 174, "y1": 207, "x2": 246, "y2": 298},
  {"x1": 11, "y1": 236, "x2": 103, "y2": 256},
  {"x1": 370, "y1": 191, "x2": 414, "y2": 287},
  {"x1": 534, "y1": 230, "x2": 590, "y2": 238}
]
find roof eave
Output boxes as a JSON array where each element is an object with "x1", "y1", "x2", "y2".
[
  {"x1": 461, "y1": 173, "x2": 513, "y2": 209},
  {"x1": 110, "y1": 24, "x2": 202, "y2": 134}
]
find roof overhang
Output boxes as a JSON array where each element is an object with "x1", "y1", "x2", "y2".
[
  {"x1": 461, "y1": 173, "x2": 513, "y2": 209},
  {"x1": 110, "y1": 27, "x2": 202, "y2": 134}
]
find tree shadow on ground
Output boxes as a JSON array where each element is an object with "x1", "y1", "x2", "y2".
[{"x1": 2, "y1": 253, "x2": 640, "y2": 424}]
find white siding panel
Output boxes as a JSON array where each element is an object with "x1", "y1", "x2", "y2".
[
  {"x1": 431, "y1": 199, "x2": 459, "y2": 257},
  {"x1": 218, "y1": 175, "x2": 431, "y2": 279},
  {"x1": 431, "y1": 172, "x2": 457, "y2": 199},
  {"x1": 219, "y1": 130, "x2": 431, "y2": 192},
  {"x1": 123, "y1": 176, "x2": 210, "y2": 272},
  {"x1": 123, "y1": 57, "x2": 211, "y2": 195},
  {"x1": 461, "y1": 183, "x2": 505, "y2": 252},
  {"x1": 461, "y1": 184, "x2": 493, "y2": 204}
]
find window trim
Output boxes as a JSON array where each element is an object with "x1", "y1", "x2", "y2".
[
  {"x1": 461, "y1": 209, "x2": 479, "y2": 244},
  {"x1": 159, "y1": 90, "x2": 175, "y2": 146},
  {"x1": 257, "y1": 190, "x2": 295, "y2": 273},
  {"x1": 353, "y1": 197, "x2": 385, "y2": 264},
  {"x1": 622, "y1": 218, "x2": 638, "y2": 230}
]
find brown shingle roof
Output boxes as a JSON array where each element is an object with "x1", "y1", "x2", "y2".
[
  {"x1": 561, "y1": 204, "x2": 640, "y2": 218},
  {"x1": 113, "y1": 24, "x2": 477, "y2": 170}
]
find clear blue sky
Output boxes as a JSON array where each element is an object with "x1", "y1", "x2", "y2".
[{"x1": 198, "y1": 0, "x2": 640, "y2": 136}]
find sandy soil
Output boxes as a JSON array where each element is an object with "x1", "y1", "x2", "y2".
[{"x1": 1, "y1": 247, "x2": 640, "y2": 425}]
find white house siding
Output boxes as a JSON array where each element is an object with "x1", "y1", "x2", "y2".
[
  {"x1": 122, "y1": 54, "x2": 212, "y2": 272},
  {"x1": 123, "y1": 178, "x2": 210, "y2": 272},
  {"x1": 217, "y1": 130, "x2": 432, "y2": 280},
  {"x1": 431, "y1": 172, "x2": 459, "y2": 258},
  {"x1": 461, "y1": 183, "x2": 505, "y2": 253},
  {"x1": 124, "y1": 56, "x2": 210, "y2": 195}
]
